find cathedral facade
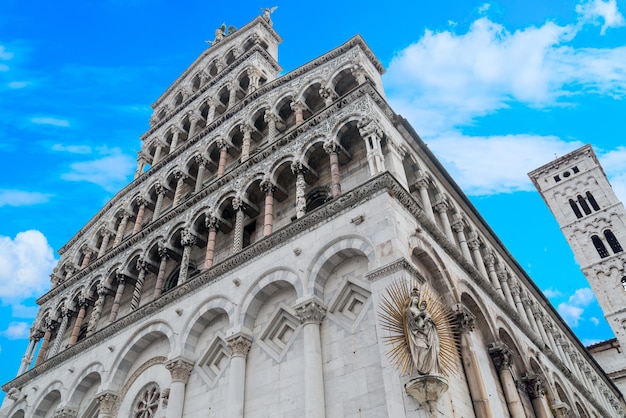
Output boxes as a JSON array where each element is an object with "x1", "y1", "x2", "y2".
[{"x1": 1, "y1": 14, "x2": 624, "y2": 418}]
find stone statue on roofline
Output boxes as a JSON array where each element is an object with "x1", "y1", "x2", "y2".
[
  {"x1": 261, "y1": 6, "x2": 278, "y2": 26},
  {"x1": 206, "y1": 23, "x2": 237, "y2": 46}
]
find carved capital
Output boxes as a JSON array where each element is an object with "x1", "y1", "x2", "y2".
[
  {"x1": 205, "y1": 215, "x2": 219, "y2": 231},
  {"x1": 290, "y1": 160, "x2": 307, "y2": 175},
  {"x1": 290, "y1": 100, "x2": 306, "y2": 113},
  {"x1": 154, "y1": 182, "x2": 166, "y2": 195},
  {"x1": 296, "y1": 300, "x2": 326, "y2": 325},
  {"x1": 260, "y1": 180, "x2": 276, "y2": 194},
  {"x1": 136, "y1": 256, "x2": 148, "y2": 272},
  {"x1": 323, "y1": 140, "x2": 339, "y2": 155},
  {"x1": 53, "y1": 407, "x2": 78, "y2": 418},
  {"x1": 227, "y1": 335, "x2": 252, "y2": 358},
  {"x1": 181, "y1": 228, "x2": 196, "y2": 247},
  {"x1": 194, "y1": 154, "x2": 208, "y2": 167},
  {"x1": 96, "y1": 391, "x2": 119, "y2": 414},
  {"x1": 239, "y1": 123, "x2": 254, "y2": 136},
  {"x1": 455, "y1": 306, "x2": 475, "y2": 334},
  {"x1": 433, "y1": 198, "x2": 449, "y2": 214},
  {"x1": 174, "y1": 170, "x2": 187, "y2": 181},
  {"x1": 158, "y1": 242, "x2": 169, "y2": 259},
  {"x1": 217, "y1": 138, "x2": 229, "y2": 151},
  {"x1": 523, "y1": 373, "x2": 545, "y2": 399},
  {"x1": 263, "y1": 109, "x2": 279, "y2": 124},
  {"x1": 488, "y1": 342, "x2": 514, "y2": 372},
  {"x1": 165, "y1": 358, "x2": 194, "y2": 383}
]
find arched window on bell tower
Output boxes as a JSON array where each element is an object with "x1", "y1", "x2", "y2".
[
  {"x1": 604, "y1": 230, "x2": 623, "y2": 254},
  {"x1": 591, "y1": 235, "x2": 609, "y2": 258},
  {"x1": 577, "y1": 195, "x2": 592, "y2": 215},
  {"x1": 620, "y1": 276, "x2": 626, "y2": 292},
  {"x1": 586, "y1": 191, "x2": 600, "y2": 211},
  {"x1": 569, "y1": 199, "x2": 583, "y2": 219}
]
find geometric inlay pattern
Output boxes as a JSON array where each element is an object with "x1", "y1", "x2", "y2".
[
  {"x1": 199, "y1": 336, "x2": 230, "y2": 385},
  {"x1": 258, "y1": 305, "x2": 300, "y2": 362},
  {"x1": 328, "y1": 279, "x2": 371, "y2": 331}
]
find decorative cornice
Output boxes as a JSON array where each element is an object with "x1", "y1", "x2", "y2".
[{"x1": 364, "y1": 257, "x2": 423, "y2": 282}]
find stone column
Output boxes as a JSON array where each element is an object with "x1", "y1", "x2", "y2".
[
  {"x1": 509, "y1": 282, "x2": 530, "y2": 324},
  {"x1": 296, "y1": 300, "x2": 327, "y2": 418},
  {"x1": 523, "y1": 374, "x2": 551, "y2": 418},
  {"x1": 188, "y1": 114, "x2": 199, "y2": 139},
  {"x1": 80, "y1": 249, "x2": 93, "y2": 269},
  {"x1": 35, "y1": 320, "x2": 55, "y2": 366},
  {"x1": 132, "y1": 196, "x2": 146, "y2": 234},
  {"x1": 292, "y1": 162, "x2": 307, "y2": 219},
  {"x1": 226, "y1": 334, "x2": 252, "y2": 418},
  {"x1": 551, "y1": 333, "x2": 568, "y2": 366},
  {"x1": 131, "y1": 257, "x2": 147, "y2": 310},
  {"x1": 207, "y1": 98, "x2": 217, "y2": 121},
  {"x1": 542, "y1": 320, "x2": 558, "y2": 352},
  {"x1": 170, "y1": 126, "x2": 181, "y2": 150},
  {"x1": 521, "y1": 293, "x2": 539, "y2": 334},
  {"x1": 97, "y1": 230, "x2": 112, "y2": 258},
  {"x1": 134, "y1": 155, "x2": 147, "y2": 179},
  {"x1": 551, "y1": 401, "x2": 570, "y2": 418},
  {"x1": 172, "y1": 170, "x2": 187, "y2": 207},
  {"x1": 153, "y1": 182, "x2": 166, "y2": 219},
  {"x1": 108, "y1": 272, "x2": 126, "y2": 323},
  {"x1": 319, "y1": 84, "x2": 337, "y2": 107},
  {"x1": 152, "y1": 142, "x2": 164, "y2": 165},
  {"x1": 497, "y1": 269, "x2": 515, "y2": 307},
  {"x1": 456, "y1": 307, "x2": 493, "y2": 418},
  {"x1": 194, "y1": 155, "x2": 208, "y2": 193},
  {"x1": 324, "y1": 140, "x2": 342, "y2": 198},
  {"x1": 488, "y1": 342, "x2": 525, "y2": 418},
  {"x1": 434, "y1": 198, "x2": 455, "y2": 241},
  {"x1": 18, "y1": 329, "x2": 40, "y2": 374},
  {"x1": 153, "y1": 243, "x2": 169, "y2": 298},
  {"x1": 217, "y1": 139, "x2": 229, "y2": 177},
  {"x1": 413, "y1": 172, "x2": 433, "y2": 212},
  {"x1": 50, "y1": 308, "x2": 70, "y2": 357},
  {"x1": 204, "y1": 216, "x2": 219, "y2": 269},
  {"x1": 96, "y1": 391, "x2": 118, "y2": 418},
  {"x1": 533, "y1": 310, "x2": 551, "y2": 350},
  {"x1": 86, "y1": 284, "x2": 108, "y2": 337},
  {"x1": 68, "y1": 297, "x2": 87, "y2": 347},
  {"x1": 358, "y1": 118, "x2": 385, "y2": 175},
  {"x1": 467, "y1": 234, "x2": 488, "y2": 277},
  {"x1": 451, "y1": 215, "x2": 472, "y2": 262},
  {"x1": 228, "y1": 82, "x2": 238, "y2": 108},
  {"x1": 113, "y1": 212, "x2": 130, "y2": 247},
  {"x1": 264, "y1": 110, "x2": 278, "y2": 143},
  {"x1": 261, "y1": 181, "x2": 276, "y2": 236},
  {"x1": 240, "y1": 123, "x2": 253, "y2": 162},
  {"x1": 232, "y1": 198, "x2": 246, "y2": 253},
  {"x1": 247, "y1": 68, "x2": 261, "y2": 93},
  {"x1": 291, "y1": 100, "x2": 306, "y2": 126},
  {"x1": 179, "y1": 229, "x2": 196, "y2": 284},
  {"x1": 165, "y1": 358, "x2": 194, "y2": 418},
  {"x1": 483, "y1": 250, "x2": 501, "y2": 291}
]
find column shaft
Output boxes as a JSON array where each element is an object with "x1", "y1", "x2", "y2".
[
  {"x1": 108, "y1": 277, "x2": 126, "y2": 323},
  {"x1": 35, "y1": 329, "x2": 52, "y2": 366},
  {"x1": 68, "y1": 305, "x2": 86, "y2": 347},
  {"x1": 204, "y1": 226, "x2": 217, "y2": 269},
  {"x1": 133, "y1": 204, "x2": 146, "y2": 234},
  {"x1": 153, "y1": 252, "x2": 168, "y2": 298}
]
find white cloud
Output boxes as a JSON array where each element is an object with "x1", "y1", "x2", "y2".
[
  {"x1": 0, "y1": 231, "x2": 56, "y2": 310},
  {"x1": 557, "y1": 287, "x2": 596, "y2": 327},
  {"x1": 478, "y1": 3, "x2": 491, "y2": 14},
  {"x1": 61, "y1": 148, "x2": 135, "y2": 192},
  {"x1": 576, "y1": 0, "x2": 625, "y2": 34},
  {"x1": 52, "y1": 143, "x2": 93, "y2": 154},
  {"x1": 590, "y1": 317, "x2": 600, "y2": 325},
  {"x1": 543, "y1": 288, "x2": 563, "y2": 299},
  {"x1": 0, "y1": 322, "x2": 30, "y2": 340},
  {"x1": 0, "y1": 190, "x2": 52, "y2": 208},
  {"x1": 0, "y1": 45, "x2": 13, "y2": 61},
  {"x1": 30, "y1": 117, "x2": 70, "y2": 127},
  {"x1": 8, "y1": 81, "x2": 30, "y2": 89}
]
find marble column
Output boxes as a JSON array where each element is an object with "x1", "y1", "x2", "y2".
[
  {"x1": 131, "y1": 257, "x2": 147, "y2": 310},
  {"x1": 80, "y1": 249, "x2": 94, "y2": 269},
  {"x1": 434, "y1": 198, "x2": 455, "y2": 241},
  {"x1": 497, "y1": 269, "x2": 515, "y2": 307},
  {"x1": 179, "y1": 229, "x2": 196, "y2": 284},
  {"x1": 113, "y1": 212, "x2": 130, "y2": 247},
  {"x1": 68, "y1": 297, "x2": 87, "y2": 347},
  {"x1": 203, "y1": 216, "x2": 219, "y2": 269},
  {"x1": 523, "y1": 374, "x2": 551, "y2": 418},
  {"x1": 188, "y1": 114, "x2": 199, "y2": 139},
  {"x1": 153, "y1": 243, "x2": 169, "y2": 298},
  {"x1": 152, "y1": 143, "x2": 164, "y2": 165},
  {"x1": 165, "y1": 358, "x2": 194, "y2": 418},
  {"x1": 467, "y1": 234, "x2": 488, "y2": 277},
  {"x1": 64, "y1": 264, "x2": 77, "y2": 282},
  {"x1": 96, "y1": 391, "x2": 118, "y2": 418},
  {"x1": 482, "y1": 251, "x2": 501, "y2": 291},
  {"x1": 108, "y1": 272, "x2": 126, "y2": 323},
  {"x1": 521, "y1": 294, "x2": 539, "y2": 334},
  {"x1": 134, "y1": 155, "x2": 147, "y2": 179},
  {"x1": 551, "y1": 401, "x2": 570, "y2": 418},
  {"x1": 319, "y1": 84, "x2": 337, "y2": 107},
  {"x1": 207, "y1": 99, "x2": 217, "y2": 122},
  {"x1": 194, "y1": 155, "x2": 208, "y2": 193},
  {"x1": 456, "y1": 308, "x2": 493, "y2": 418},
  {"x1": 324, "y1": 141, "x2": 342, "y2": 198},
  {"x1": 261, "y1": 181, "x2": 276, "y2": 236},
  {"x1": 232, "y1": 198, "x2": 245, "y2": 253},
  {"x1": 226, "y1": 334, "x2": 252, "y2": 418},
  {"x1": 153, "y1": 183, "x2": 166, "y2": 219},
  {"x1": 217, "y1": 139, "x2": 229, "y2": 177},
  {"x1": 18, "y1": 329, "x2": 40, "y2": 374},
  {"x1": 358, "y1": 118, "x2": 385, "y2": 175},
  {"x1": 240, "y1": 123, "x2": 253, "y2": 162},
  {"x1": 488, "y1": 342, "x2": 525, "y2": 418},
  {"x1": 228, "y1": 82, "x2": 238, "y2": 108},
  {"x1": 247, "y1": 68, "x2": 261, "y2": 93},
  {"x1": 451, "y1": 215, "x2": 472, "y2": 262},
  {"x1": 291, "y1": 100, "x2": 306, "y2": 126},
  {"x1": 264, "y1": 110, "x2": 278, "y2": 143},
  {"x1": 35, "y1": 321, "x2": 55, "y2": 366},
  {"x1": 296, "y1": 300, "x2": 327, "y2": 418},
  {"x1": 510, "y1": 282, "x2": 530, "y2": 324},
  {"x1": 415, "y1": 172, "x2": 435, "y2": 221},
  {"x1": 292, "y1": 162, "x2": 307, "y2": 219},
  {"x1": 132, "y1": 196, "x2": 146, "y2": 234},
  {"x1": 541, "y1": 320, "x2": 558, "y2": 352},
  {"x1": 172, "y1": 170, "x2": 187, "y2": 207},
  {"x1": 50, "y1": 308, "x2": 70, "y2": 357},
  {"x1": 86, "y1": 284, "x2": 107, "y2": 337},
  {"x1": 533, "y1": 310, "x2": 551, "y2": 350},
  {"x1": 170, "y1": 127, "x2": 181, "y2": 150}
]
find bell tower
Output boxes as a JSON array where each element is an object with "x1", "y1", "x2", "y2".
[{"x1": 529, "y1": 144, "x2": 626, "y2": 359}]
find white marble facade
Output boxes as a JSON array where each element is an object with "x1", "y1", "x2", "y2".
[{"x1": 2, "y1": 13, "x2": 624, "y2": 418}]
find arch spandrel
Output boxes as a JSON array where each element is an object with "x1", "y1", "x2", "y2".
[{"x1": 180, "y1": 295, "x2": 236, "y2": 358}]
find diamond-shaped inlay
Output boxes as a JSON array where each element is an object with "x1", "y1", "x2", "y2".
[
  {"x1": 328, "y1": 280, "x2": 371, "y2": 329},
  {"x1": 259, "y1": 306, "x2": 300, "y2": 361},
  {"x1": 200, "y1": 337, "x2": 229, "y2": 383}
]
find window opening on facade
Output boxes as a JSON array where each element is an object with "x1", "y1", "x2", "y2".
[
  {"x1": 586, "y1": 191, "x2": 600, "y2": 211},
  {"x1": 554, "y1": 175, "x2": 561, "y2": 182},
  {"x1": 569, "y1": 199, "x2": 583, "y2": 219},
  {"x1": 604, "y1": 230, "x2": 623, "y2": 254},
  {"x1": 621, "y1": 276, "x2": 626, "y2": 291},
  {"x1": 164, "y1": 269, "x2": 180, "y2": 292},
  {"x1": 577, "y1": 195, "x2": 591, "y2": 215},
  {"x1": 572, "y1": 166, "x2": 579, "y2": 173},
  {"x1": 133, "y1": 383, "x2": 160, "y2": 418},
  {"x1": 591, "y1": 235, "x2": 609, "y2": 258}
]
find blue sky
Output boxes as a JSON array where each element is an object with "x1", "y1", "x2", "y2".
[{"x1": 1, "y1": 0, "x2": 625, "y2": 395}]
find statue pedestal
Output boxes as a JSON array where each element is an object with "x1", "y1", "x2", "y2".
[{"x1": 405, "y1": 375, "x2": 448, "y2": 417}]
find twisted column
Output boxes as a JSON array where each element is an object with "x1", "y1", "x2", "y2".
[
  {"x1": 264, "y1": 110, "x2": 278, "y2": 143},
  {"x1": 50, "y1": 308, "x2": 71, "y2": 357},
  {"x1": 131, "y1": 257, "x2": 147, "y2": 310},
  {"x1": 291, "y1": 162, "x2": 307, "y2": 219},
  {"x1": 232, "y1": 198, "x2": 245, "y2": 253},
  {"x1": 86, "y1": 284, "x2": 107, "y2": 337},
  {"x1": 172, "y1": 170, "x2": 187, "y2": 207}
]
